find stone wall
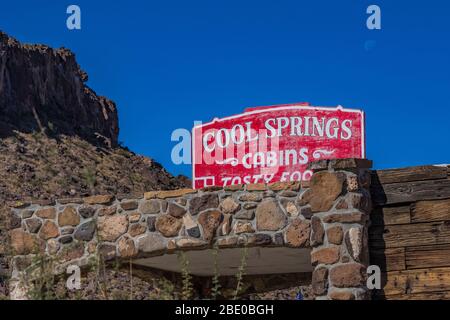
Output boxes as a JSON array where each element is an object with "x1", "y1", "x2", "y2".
[{"x1": 7, "y1": 158, "x2": 373, "y2": 300}]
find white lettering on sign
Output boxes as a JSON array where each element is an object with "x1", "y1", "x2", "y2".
[{"x1": 202, "y1": 116, "x2": 353, "y2": 152}]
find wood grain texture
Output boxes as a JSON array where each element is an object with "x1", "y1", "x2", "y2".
[
  {"x1": 378, "y1": 267, "x2": 450, "y2": 296},
  {"x1": 406, "y1": 244, "x2": 450, "y2": 269},
  {"x1": 370, "y1": 205, "x2": 411, "y2": 226},
  {"x1": 374, "y1": 290, "x2": 450, "y2": 300},
  {"x1": 371, "y1": 165, "x2": 448, "y2": 185},
  {"x1": 371, "y1": 179, "x2": 450, "y2": 206},
  {"x1": 411, "y1": 199, "x2": 450, "y2": 223},
  {"x1": 370, "y1": 247, "x2": 406, "y2": 272},
  {"x1": 369, "y1": 221, "x2": 450, "y2": 249}
]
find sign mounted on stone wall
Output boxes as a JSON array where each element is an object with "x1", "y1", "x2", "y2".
[{"x1": 192, "y1": 103, "x2": 365, "y2": 189}]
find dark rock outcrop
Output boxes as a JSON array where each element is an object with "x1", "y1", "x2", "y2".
[{"x1": 0, "y1": 31, "x2": 118, "y2": 147}]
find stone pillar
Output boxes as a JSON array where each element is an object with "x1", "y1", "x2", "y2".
[{"x1": 307, "y1": 159, "x2": 372, "y2": 300}]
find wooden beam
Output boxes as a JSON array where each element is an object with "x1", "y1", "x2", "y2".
[
  {"x1": 411, "y1": 199, "x2": 450, "y2": 223},
  {"x1": 371, "y1": 179, "x2": 450, "y2": 206},
  {"x1": 371, "y1": 165, "x2": 448, "y2": 185},
  {"x1": 378, "y1": 267, "x2": 450, "y2": 296},
  {"x1": 406, "y1": 244, "x2": 450, "y2": 269},
  {"x1": 370, "y1": 247, "x2": 406, "y2": 272},
  {"x1": 369, "y1": 221, "x2": 450, "y2": 249},
  {"x1": 370, "y1": 205, "x2": 411, "y2": 226},
  {"x1": 374, "y1": 290, "x2": 450, "y2": 300}
]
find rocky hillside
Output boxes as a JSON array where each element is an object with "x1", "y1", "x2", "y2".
[
  {"x1": 0, "y1": 31, "x2": 189, "y2": 297},
  {"x1": 0, "y1": 30, "x2": 189, "y2": 202},
  {"x1": 0, "y1": 133, "x2": 188, "y2": 201}
]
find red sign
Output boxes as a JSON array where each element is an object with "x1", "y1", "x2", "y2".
[{"x1": 192, "y1": 103, "x2": 365, "y2": 189}]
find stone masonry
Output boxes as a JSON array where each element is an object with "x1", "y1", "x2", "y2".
[
  {"x1": 308, "y1": 159, "x2": 372, "y2": 300},
  {"x1": 7, "y1": 158, "x2": 372, "y2": 300}
]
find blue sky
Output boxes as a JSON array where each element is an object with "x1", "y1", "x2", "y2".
[{"x1": 1, "y1": 1, "x2": 449, "y2": 177}]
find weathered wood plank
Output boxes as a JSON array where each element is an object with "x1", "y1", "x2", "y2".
[
  {"x1": 371, "y1": 165, "x2": 448, "y2": 185},
  {"x1": 369, "y1": 221, "x2": 450, "y2": 249},
  {"x1": 378, "y1": 267, "x2": 450, "y2": 296},
  {"x1": 370, "y1": 205, "x2": 411, "y2": 226},
  {"x1": 374, "y1": 290, "x2": 450, "y2": 300},
  {"x1": 406, "y1": 244, "x2": 450, "y2": 269},
  {"x1": 371, "y1": 179, "x2": 450, "y2": 206},
  {"x1": 370, "y1": 247, "x2": 406, "y2": 272},
  {"x1": 411, "y1": 199, "x2": 450, "y2": 223}
]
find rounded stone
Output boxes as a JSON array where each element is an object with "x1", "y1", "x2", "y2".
[
  {"x1": 311, "y1": 247, "x2": 340, "y2": 265},
  {"x1": 218, "y1": 214, "x2": 233, "y2": 236},
  {"x1": 98, "y1": 243, "x2": 116, "y2": 261},
  {"x1": 25, "y1": 218, "x2": 42, "y2": 234},
  {"x1": 220, "y1": 197, "x2": 240, "y2": 214},
  {"x1": 285, "y1": 201, "x2": 299, "y2": 217},
  {"x1": 121, "y1": 201, "x2": 139, "y2": 211},
  {"x1": 129, "y1": 223, "x2": 147, "y2": 237},
  {"x1": 21, "y1": 210, "x2": 34, "y2": 219},
  {"x1": 98, "y1": 206, "x2": 117, "y2": 216},
  {"x1": 345, "y1": 227, "x2": 363, "y2": 262},
  {"x1": 186, "y1": 226, "x2": 201, "y2": 238},
  {"x1": 35, "y1": 207, "x2": 56, "y2": 219},
  {"x1": 139, "y1": 200, "x2": 161, "y2": 214},
  {"x1": 312, "y1": 266, "x2": 329, "y2": 296},
  {"x1": 234, "y1": 221, "x2": 255, "y2": 234},
  {"x1": 61, "y1": 227, "x2": 75, "y2": 235},
  {"x1": 9, "y1": 214, "x2": 22, "y2": 229},
  {"x1": 58, "y1": 206, "x2": 80, "y2": 227},
  {"x1": 330, "y1": 263, "x2": 366, "y2": 288},
  {"x1": 285, "y1": 219, "x2": 310, "y2": 247},
  {"x1": 10, "y1": 229, "x2": 44, "y2": 255},
  {"x1": 328, "y1": 289, "x2": 355, "y2": 300},
  {"x1": 189, "y1": 194, "x2": 219, "y2": 215},
  {"x1": 327, "y1": 226, "x2": 343, "y2": 245},
  {"x1": 138, "y1": 233, "x2": 167, "y2": 254},
  {"x1": 243, "y1": 203, "x2": 257, "y2": 210},
  {"x1": 273, "y1": 232, "x2": 284, "y2": 245},
  {"x1": 78, "y1": 206, "x2": 95, "y2": 218},
  {"x1": 147, "y1": 216, "x2": 157, "y2": 232},
  {"x1": 59, "y1": 235, "x2": 73, "y2": 244},
  {"x1": 128, "y1": 212, "x2": 141, "y2": 223},
  {"x1": 98, "y1": 215, "x2": 129, "y2": 242},
  {"x1": 299, "y1": 206, "x2": 313, "y2": 219},
  {"x1": 238, "y1": 193, "x2": 263, "y2": 202},
  {"x1": 322, "y1": 211, "x2": 365, "y2": 224},
  {"x1": 198, "y1": 210, "x2": 223, "y2": 241},
  {"x1": 256, "y1": 199, "x2": 287, "y2": 231},
  {"x1": 118, "y1": 236, "x2": 137, "y2": 258},
  {"x1": 310, "y1": 216, "x2": 325, "y2": 246},
  {"x1": 58, "y1": 242, "x2": 85, "y2": 262},
  {"x1": 246, "y1": 234, "x2": 272, "y2": 245},
  {"x1": 235, "y1": 210, "x2": 255, "y2": 220},
  {"x1": 84, "y1": 195, "x2": 113, "y2": 205},
  {"x1": 305, "y1": 171, "x2": 346, "y2": 213},
  {"x1": 39, "y1": 220, "x2": 60, "y2": 240},
  {"x1": 155, "y1": 214, "x2": 182, "y2": 237},
  {"x1": 74, "y1": 220, "x2": 96, "y2": 241},
  {"x1": 167, "y1": 202, "x2": 186, "y2": 218}
]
